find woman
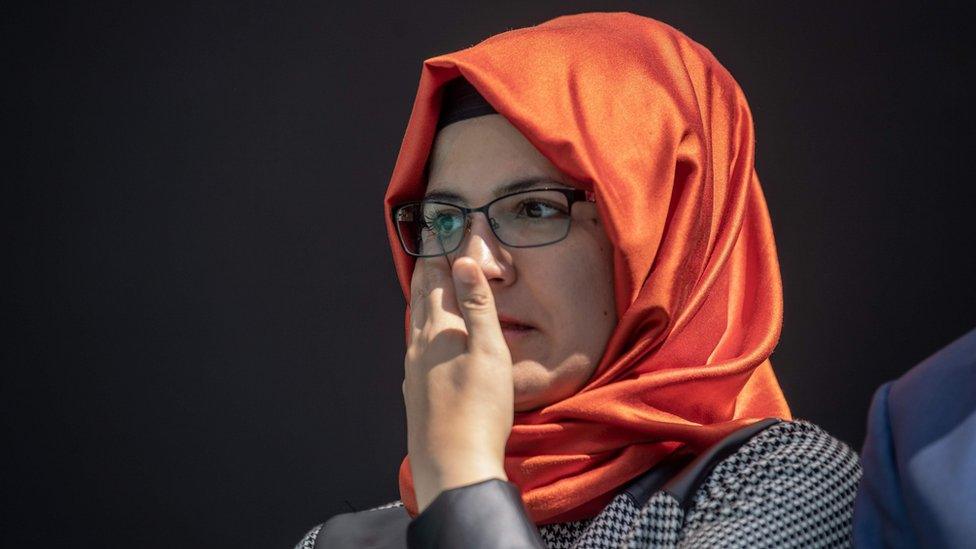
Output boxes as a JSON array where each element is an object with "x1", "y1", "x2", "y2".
[{"x1": 298, "y1": 12, "x2": 861, "y2": 548}]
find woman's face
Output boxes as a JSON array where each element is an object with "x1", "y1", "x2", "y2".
[{"x1": 422, "y1": 114, "x2": 617, "y2": 412}]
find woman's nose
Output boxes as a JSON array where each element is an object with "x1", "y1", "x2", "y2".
[{"x1": 450, "y1": 213, "x2": 515, "y2": 284}]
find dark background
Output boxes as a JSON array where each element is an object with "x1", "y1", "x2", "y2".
[{"x1": 6, "y1": 1, "x2": 974, "y2": 547}]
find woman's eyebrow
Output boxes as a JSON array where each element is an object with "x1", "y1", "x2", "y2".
[{"x1": 423, "y1": 176, "x2": 570, "y2": 204}]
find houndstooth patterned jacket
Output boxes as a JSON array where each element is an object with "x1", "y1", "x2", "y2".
[{"x1": 296, "y1": 419, "x2": 862, "y2": 548}]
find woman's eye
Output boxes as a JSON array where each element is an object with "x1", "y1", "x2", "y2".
[
  {"x1": 426, "y1": 213, "x2": 462, "y2": 233},
  {"x1": 519, "y1": 200, "x2": 563, "y2": 218}
]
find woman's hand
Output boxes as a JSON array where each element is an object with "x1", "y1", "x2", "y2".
[{"x1": 403, "y1": 255, "x2": 514, "y2": 513}]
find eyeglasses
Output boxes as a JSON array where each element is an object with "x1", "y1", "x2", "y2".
[{"x1": 392, "y1": 187, "x2": 596, "y2": 258}]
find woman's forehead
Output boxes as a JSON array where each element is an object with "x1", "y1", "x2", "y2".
[
  {"x1": 425, "y1": 115, "x2": 575, "y2": 203},
  {"x1": 424, "y1": 175, "x2": 573, "y2": 205}
]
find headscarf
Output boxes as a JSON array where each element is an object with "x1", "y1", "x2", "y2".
[{"x1": 383, "y1": 11, "x2": 792, "y2": 525}]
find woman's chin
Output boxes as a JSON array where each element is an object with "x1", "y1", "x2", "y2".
[
  {"x1": 511, "y1": 354, "x2": 598, "y2": 412},
  {"x1": 512, "y1": 360, "x2": 554, "y2": 412},
  {"x1": 513, "y1": 394, "x2": 548, "y2": 412}
]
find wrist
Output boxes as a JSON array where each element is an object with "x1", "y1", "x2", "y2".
[
  {"x1": 437, "y1": 462, "x2": 508, "y2": 487},
  {"x1": 413, "y1": 458, "x2": 508, "y2": 512}
]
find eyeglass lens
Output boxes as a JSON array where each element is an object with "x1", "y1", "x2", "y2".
[{"x1": 395, "y1": 189, "x2": 573, "y2": 256}]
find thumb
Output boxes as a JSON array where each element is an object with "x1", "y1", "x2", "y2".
[{"x1": 451, "y1": 257, "x2": 506, "y2": 356}]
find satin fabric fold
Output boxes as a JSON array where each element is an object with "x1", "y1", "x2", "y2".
[{"x1": 383, "y1": 12, "x2": 791, "y2": 525}]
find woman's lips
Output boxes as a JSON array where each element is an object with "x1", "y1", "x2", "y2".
[
  {"x1": 498, "y1": 314, "x2": 533, "y2": 329},
  {"x1": 499, "y1": 320, "x2": 536, "y2": 345},
  {"x1": 499, "y1": 320, "x2": 532, "y2": 330}
]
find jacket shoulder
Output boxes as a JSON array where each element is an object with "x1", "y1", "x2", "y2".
[
  {"x1": 691, "y1": 419, "x2": 862, "y2": 500},
  {"x1": 679, "y1": 420, "x2": 862, "y2": 547}
]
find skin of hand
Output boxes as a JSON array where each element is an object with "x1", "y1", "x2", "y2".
[{"x1": 403, "y1": 254, "x2": 514, "y2": 513}]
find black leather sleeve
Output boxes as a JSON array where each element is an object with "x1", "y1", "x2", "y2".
[{"x1": 406, "y1": 478, "x2": 546, "y2": 549}]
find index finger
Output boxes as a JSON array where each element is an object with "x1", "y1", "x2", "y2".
[
  {"x1": 451, "y1": 257, "x2": 507, "y2": 356},
  {"x1": 408, "y1": 260, "x2": 427, "y2": 332},
  {"x1": 408, "y1": 256, "x2": 458, "y2": 332},
  {"x1": 422, "y1": 255, "x2": 462, "y2": 322}
]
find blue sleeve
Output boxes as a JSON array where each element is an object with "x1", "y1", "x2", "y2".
[
  {"x1": 853, "y1": 327, "x2": 976, "y2": 549},
  {"x1": 852, "y1": 383, "x2": 916, "y2": 548}
]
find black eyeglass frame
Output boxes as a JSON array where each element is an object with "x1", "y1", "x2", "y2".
[{"x1": 391, "y1": 186, "x2": 597, "y2": 258}]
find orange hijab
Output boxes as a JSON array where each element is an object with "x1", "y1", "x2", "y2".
[{"x1": 384, "y1": 12, "x2": 791, "y2": 525}]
